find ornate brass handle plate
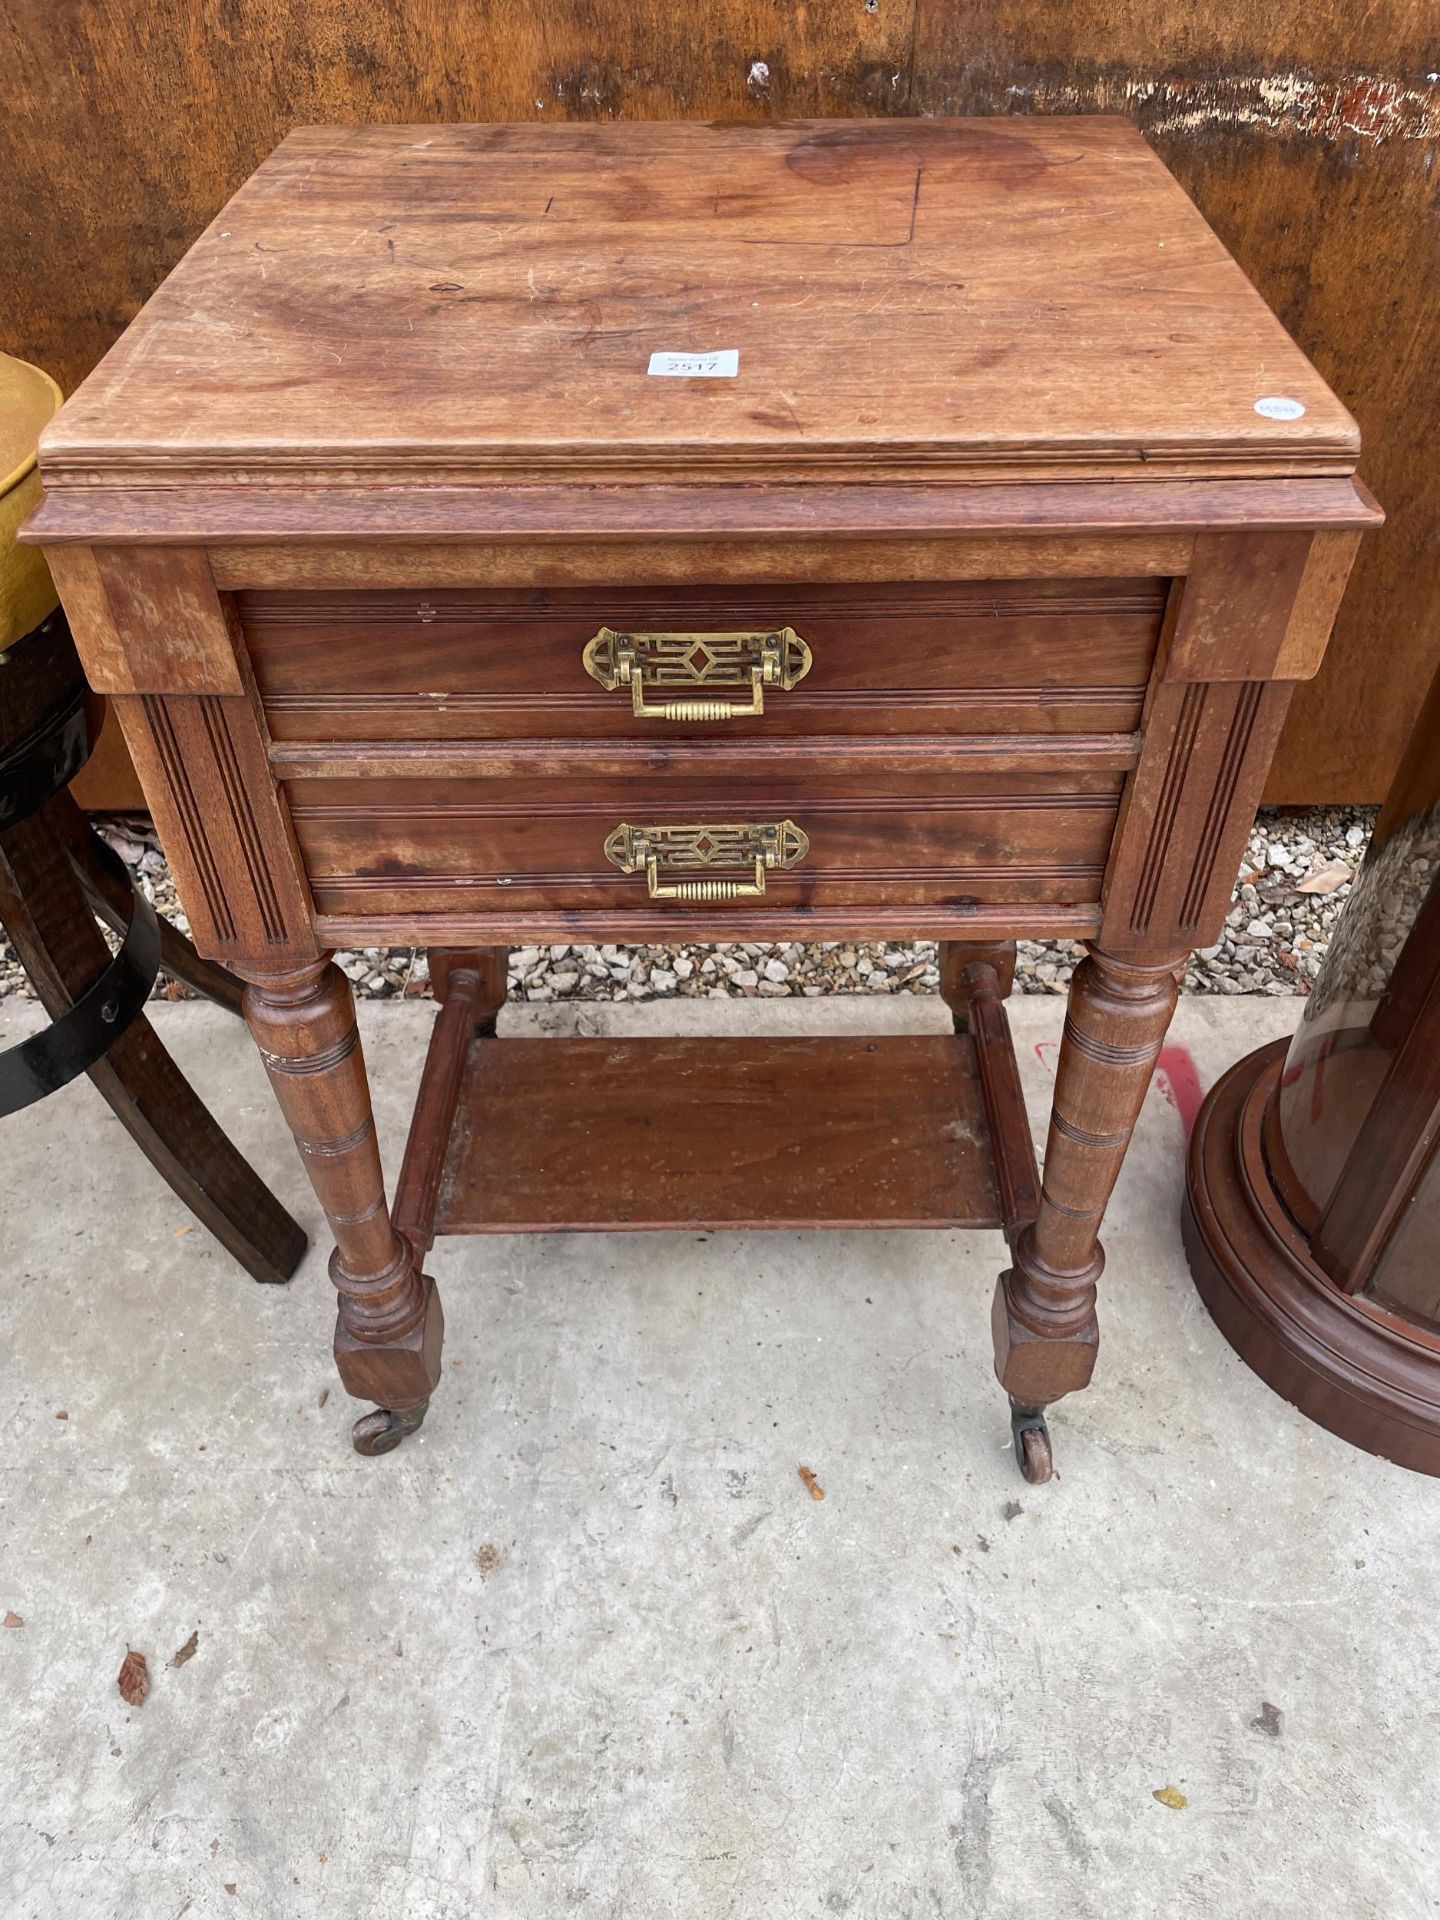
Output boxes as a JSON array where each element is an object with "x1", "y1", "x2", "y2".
[
  {"x1": 582, "y1": 626, "x2": 812, "y2": 721},
  {"x1": 603, "y1": 819, "x2": 810, "y2": 901}
]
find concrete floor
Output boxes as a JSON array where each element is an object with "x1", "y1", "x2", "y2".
[{"x1": 2, "y1": 991, "x2": 1438, "y2": 1920}]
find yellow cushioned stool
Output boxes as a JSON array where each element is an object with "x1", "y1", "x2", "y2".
[{"x1": 0, "y1": 354, "x2": 63, "y2": 649}]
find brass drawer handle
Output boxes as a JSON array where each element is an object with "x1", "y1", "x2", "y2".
[
  {"x1": 582, "y1": 626, "x2": 811, "y2": 721},
  {"x1": 604, "y1": 819, "x2": 810, "y2": 901},
  {"x1": 649, "y1": 858, "x2": 766, "y2": 902}
]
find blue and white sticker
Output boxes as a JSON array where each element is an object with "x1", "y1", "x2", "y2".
[
  {"x1": 647, "y1": 349, "x2": 739, "y2": 378},
  {"x1": 1254, "y1": 395, "x2": 1307, "y2": 420}
]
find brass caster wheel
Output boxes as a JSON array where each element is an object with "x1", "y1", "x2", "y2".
[
  {"x1": 352, "y1": 1399, "x2": 430, "y2": 1457},
  {"x1": 1009, "y1": 1401, "x2": 1054, "y2": 1484}
]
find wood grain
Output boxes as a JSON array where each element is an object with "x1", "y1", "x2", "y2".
[
  {"x1": 311, "y1": 901, "x2": 1106, "y2": 949},
  {"x1": 269, "y1": 737, "x2": 1144, "y2": 780},
  {"x1": 40, "y1": 548, "x2": 129, "y2": 693},
  {"x1": 965, "y1": 959, "x2": 1041, "y2": 1247},
  {"x1": 240, "y1": 957, "x2": 442, "y2": 1409},
  {"x1": 1273, "y1": 532, "x2": 1364, "y2": 683},
  {"x1": 36, "y1": 120, "x2": 1355, "y2": 491},
  {"x1": 5, "y1": 0, "x2": 1420, "y2": 797},
  {"x1": 1101, "y1": 676, "x2": 1295, "y2": 952},
  {"x1": 435, "y1": 1035, "x2": 1004, "y2": 1232},
  {"x1": 243, "y1": 577, "x2": 1165, "y2": 743},
  {"x1": 1, "y1": 0, "x2": 919, "y2": 401},
  {"x1": 206, "y1": 535, "x2": 1196, "y2": 591},
  {"x1": 1164, "y1": 533, "x2": 1312, "y2": 683},
  {"x1": 908, "y1": 2, "x2": 1435, "y2": 798},
  {"x1": 16, "y1": 109, "x2": 1376, "y2": 1459},
  {"x1": 23, "y1": 477, "x2": 1380, "y2": 547},
  {"x1": 392, "y1": 948, "x2": 508, "y2": 1256},
  {"x1": 90, "y1": 547, "x2": 246, "y2": 695},
  {"x1": 283, "y1": 769, "x2": 1124, "y2": 918},
  {"x1": 108, "y1": 684, "x2": 316, "y2": 965},
  {"x1": 939, "y1": 941, "x2": 1018, "y2": 1024},
  {"x1": 993, "y1": 946, "x2": 1181, "y2": 1404}
]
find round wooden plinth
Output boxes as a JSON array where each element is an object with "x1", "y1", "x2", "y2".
[{"x1": 1183, "y1": 1038, "x2": 1440, "y2": 1476}]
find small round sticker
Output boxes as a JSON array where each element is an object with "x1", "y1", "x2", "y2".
[{"x1": 1254, "y1": 395, "x2": 1307, "y2": 420}]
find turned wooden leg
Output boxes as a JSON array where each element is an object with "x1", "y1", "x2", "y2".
[
  {"x1": 391, "y1": 948, "x2": 509, "y2": 1257},
  {"x1": 939, "y1": 941, "x2": 1016, "y2": 1032},
  {"x1": 428, "y1": 946, "x2": 508, "y2": 1035},
  {"x1": 240, "y1": 957, "x2": 443, "y2": 1455},
  {"x1": 993, "y1": 945, "x2": 1181, "y2": 1478}
]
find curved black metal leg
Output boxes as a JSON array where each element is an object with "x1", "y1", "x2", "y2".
[
  {"x1": 0, "y1": 801, "x2": 306, "y2": 1283},
  {"x1": 53, "y1": 792, "x2": 247, "y2": 1015}
]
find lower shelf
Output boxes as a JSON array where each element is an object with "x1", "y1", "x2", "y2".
[{"x1": 424, "y1": 1034, "x2": 1005, "y2": 1234}]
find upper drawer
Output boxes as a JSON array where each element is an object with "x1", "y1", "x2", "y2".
[{"x1": 241, "y1": 579, "x2": 1166, "y2": 743}]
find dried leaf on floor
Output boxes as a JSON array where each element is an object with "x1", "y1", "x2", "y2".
[
  {"x1": 797, "y1": 1466, "x2": 825, "y2": 1501},
  {"x1": 3, "y1": 1611, "x2": 22, "y2": 1629},
  {"x1": 117, "y1": 1648, "x2": 150, "y2": 1706},
  {"x1": 1152, "y1": 1785, "x2": 1188, "y2": 1810},
  {"x1": 1295, "y1": 862, "x2": 1352, "y2": 895},
  {"x1": 171, "y1": 1630, "x2": 200, "y2": 1669}
]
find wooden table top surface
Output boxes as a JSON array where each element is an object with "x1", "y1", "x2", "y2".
[{"x1": 39, "y1": 118, "x2": 1357, "y2": 492}]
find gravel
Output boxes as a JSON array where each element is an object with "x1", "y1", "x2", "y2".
[{"x1": 0, "y1": 806, "x2": 1376, "y2": 1006}]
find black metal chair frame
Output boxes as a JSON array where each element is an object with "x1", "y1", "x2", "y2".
[{"x1": 0, "y1": 608, "x2": 305, "y2": 1283}]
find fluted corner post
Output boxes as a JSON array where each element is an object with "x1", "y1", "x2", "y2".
[
  {"x1": 993, "y1": 945, "x2": 1181, "y2": 1408},
  {"x1": 239, "y1": 957, "x2": 443, "y2": 1435}
]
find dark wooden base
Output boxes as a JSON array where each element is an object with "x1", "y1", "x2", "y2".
[{"x1": 1184, "y1": 1039, "x2": 1440, "y2": 1476}]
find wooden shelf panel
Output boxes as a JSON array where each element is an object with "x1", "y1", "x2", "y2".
[{"x1": 432, "y1": 1034, "x2": 1004, "y2": 1235}]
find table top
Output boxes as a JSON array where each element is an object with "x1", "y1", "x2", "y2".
[{"x1": 39, "y1": 118, "x2": 1357, "y2": 494}]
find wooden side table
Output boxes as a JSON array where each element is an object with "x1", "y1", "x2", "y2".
[{"x1": 25, "y1": 119, "x2": 1378, "y2": 1477}]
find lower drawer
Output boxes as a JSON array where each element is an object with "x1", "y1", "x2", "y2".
[{"x1": 285, "y1": 771, "x2": 1122, "y2": 917}]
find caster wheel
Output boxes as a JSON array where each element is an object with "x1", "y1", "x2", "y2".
[
  {"x1": 1009, "y1": 1401, "x2": 1054, "y2": 1484},
  {"x1": 352, "y1": 1399, "x2": 429, "y2": 1457}
]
